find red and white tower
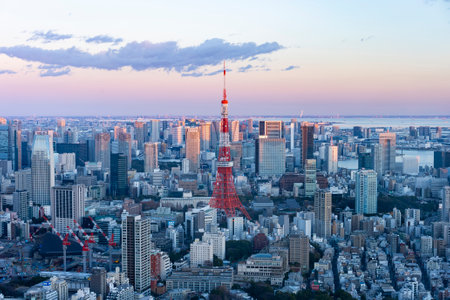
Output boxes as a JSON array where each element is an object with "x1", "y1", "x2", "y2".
[{"x1": 209, "y1": 62, "x2": 251, "y2": 220}]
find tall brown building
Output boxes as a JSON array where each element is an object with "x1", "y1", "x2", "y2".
[
  {"x1": 289, "y1": 234, "x2": 310, "y2": 273},
  {"x1": 301, "y1": 122, "x2": 314, "y2": 169}
]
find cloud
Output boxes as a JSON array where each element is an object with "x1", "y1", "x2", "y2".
[
  {"x1": 360, "y1": 35, "x2": 375, "y2": 42},
  {"x1": 238, "y1": 64, "x2": 253, "y2": 72},
  {"x1": 182, "y1": 69, "x2": 229, "y2": 77},
  {"x1": 38, "y1": 65, "x2": 71, "y2": 77},
  {"x1": 283, "y1": 65, "x2": 299, "y2": 71},
  {"x1": 28, "y1": 30, "x2": 73, "y2": 43},
  {"x1": 0, "y1": 38, "x2": 283, "y2": 75},
  {"x1": 0, "y1": 69, "x2": 16, "y2": 75},
  {"x1": 85, "y1": 35, "x2": 123, "y2": 44}
]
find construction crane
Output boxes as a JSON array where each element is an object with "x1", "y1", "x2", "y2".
[
  {"x1": 41, "y1": 216, "x2": 71, "y2": 272},
  {"x1": 67, "y1": 226, "x2": 89, "y2": 273},
  {"x1": 88, "y1": 216, "x2": 117, "y2": 271},
  {"x1": 73, "y1": 219, "x2": 96, "y2": 269}
]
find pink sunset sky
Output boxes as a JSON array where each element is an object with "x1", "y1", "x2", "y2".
[{"x1": 0, "y1": 0, "x2": 449, "y2": 116}]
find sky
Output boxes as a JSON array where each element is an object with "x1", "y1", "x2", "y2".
[{"x1": 0, "y1": 0, "x2": 449, "y2": 116}]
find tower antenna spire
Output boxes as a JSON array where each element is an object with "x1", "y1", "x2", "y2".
[{"x1": 223, "y1": 61, "x2": 227, "y2": 101}]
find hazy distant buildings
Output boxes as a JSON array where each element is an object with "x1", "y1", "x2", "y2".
[
  {"x1": 31, "y1": 134, "x2": 55, "y2": 206},
  {"x1": 355, "y1": 169, "x2": 378, "y2": 214}
]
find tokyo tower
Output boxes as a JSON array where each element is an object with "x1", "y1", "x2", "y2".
[{"x1": 209, "y1": 62, "x2": 251, "y2": 220}]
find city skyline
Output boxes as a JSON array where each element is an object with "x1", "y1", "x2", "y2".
[{"x1": 1, "y1": 0, "x2": 449, "y2": 116}]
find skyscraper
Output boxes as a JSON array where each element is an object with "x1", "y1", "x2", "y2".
[
  {"x1": 255, "y1": 137, "x2": 286, "y2": 177},
  {"x1": 442, "y1": 186, "x2": 450, "y2": 222},
  {"x1": 304, "y1": 159, "x2": 317, "y2": 197},
  {"x1": 185, "y1": 127, "x2": 200, "y2": 173},
  {"x1": 199, "y1": 122, "x2": 211, "y2": 151},
  {"x1": 134, "y1": 121, "x2": 147, "y2": 151},
  {"x1": 326, "y1": 145, "x2": 338, "y2": 174},
  {"x1": 144, "y1": 142, "x2": 158, "y2": 173},
  {"x1": 8, "y1": 120, "x2": 22, "y2": 171},
  {"x1": 0, "y1": 124, "x2": 8, "y2": 160},
  {"x1": 149, "y1": 119, "x2": 160, "y2": 142},
  {"x1": 231, "y1": 120, "x2": 240, "y2": 142},
  {"x1": 171, "y1": 125, "x2": 184, "y2": 146},
  {"x1": 122, "y1": 215, "x2": 152, "y2": 293},
  {"x1": 379, "y1": 132, "x2": 396, "y2": 173},
  {"x1": 95, "y1": 132, "x2": 111, "y2": 170},
  {"x1": 314, "y1": 190, "x2": 332, "y2": 238},
  {"x1": 111, "y1": 153, "x2": 128, "y2": 198},
  {"x1": 31, "y1": 134, "x2": 55, "y2": 206},
  {"x1": 301, "y1": 122, "x2": 314, "y2": 169},
  {"x1": 259, "y1": 120, "x2": 284, "y2": 139},
  {"x1": 57, "y1": 119, "x2": 66, "y2": 141},
  {"x1": 51, "y1": 184, "x2": 85, "y2": 233},
  {"x1": 117, "y1": 131, "x2": 132, "y2": 169},
  {"x1": 13, "y1": 190, "x2": 30, "y2": 221},
  {"x1": 355, "y1": 169, "x2": 378, "y2": 214}
]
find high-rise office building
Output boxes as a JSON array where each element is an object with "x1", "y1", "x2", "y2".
[
  {"x1": 13, "y1": 190, "x2": 30, "y2": 221},
  {"x1": 227, "y1": 216, "x2": 244, "y2": 240},
  {"x1": 441, "y1": 186, "x2": 450, "y2": 222},
  {"x1": 256, "y1": 121, "x2": 285, "y2": 177},
  {"x1": 95, "y1": 132, "x2": 111, "y2": 170},
  {"x1": 31, "y1": 134, "x2": 55, "y2": 206},
  {"x1": 51, "y1": 184, "x2": 85, "y2": 233},
  {"x1": 190, "y1": 239, "x2": 213, "y2": 267},
  {"x1": 15, "y1": 168, "x2": 32, "y2": 192},
  {"x1": 289, "y1": 234, "x2": 310, "y2": 273},
  {"x1": 57, "y1": 119, "x2": 66, "y2": 140},
  {"x1": 304, "y1": 159, "x2": 317, "y2": 197},
  {"x1": 301, "y1": 122, "x2": 314, "y2": 169},
  {"x1": 144, "y1": 142, "x2": 158, "y2": 173},
  {"x1": 355, "y1": 169, "x2": 378, "y2": 214},
  {"x1": 134, "y1": 121, "x2": 147, "y2": 151},
  {"x1": 149, "y1": 119, "x2": 160, "y2": 142},
  {"x1": 379, "y1": 132, "x2": 396, "y2": 173},
  {"x1": 117, "y1": 131, "x2": 132, "y2": 169},
  {"x1": 231, "y1": 120, "x2": 240, "y2": 142},
  {"x1": 122, "y1": 215, "x2": 152, "y2": 294},
  {"x1": 259, "y1": 121, "x2": 284, "y2": 139},
  {"x1": 111, "y1": 153, "x2": 128, "y2": 198},
  {"x1": 199, "y1": 122, "x2": 211, "y2": 151},
  {"x1": 434, "y1": 150, "x2": 450, "y2": 169},
  {"x1": 255, "y1": 137, "x2": 286, "y2": 177},
  {"x1": 0, "y1": 124, "x2": 8, "y2": 160},
  {"x1": 90, "y1": 267, "x2": 107, "y2": 298},
  {"x1": 314, "y1": 190, "x2": 332, "y2": 238},
  {"x1": 185, "y1": 127, "x2": 200, "y2": 173},
  {"x1": 326, "y1": 145, "x2": 338, "y2": 174},
  {"x1": 171, "y1": 125, "x2": 184, "y2": 146},
  {"x1": 8, "y1": 120, "x2": 22, "y2": 171}
]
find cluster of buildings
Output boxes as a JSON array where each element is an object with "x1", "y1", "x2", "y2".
[{"x1": 0, "y1": 114, "x2": 448, "y2": 299}]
